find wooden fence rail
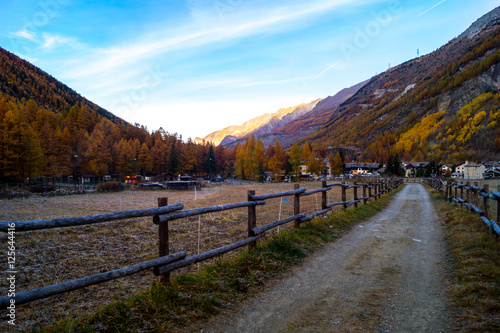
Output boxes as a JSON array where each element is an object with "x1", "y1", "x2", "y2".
[
  {"x1": 423, "y1": 178, "x2": 500, "y2": 240},
  {"x1": 1, "y1": 179, "x2": 403, "y2": 309}
]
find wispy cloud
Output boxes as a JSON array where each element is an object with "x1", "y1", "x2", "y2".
[
  {"x1": 416, "y1": 0, "x2": 446, "y2": 17},
  {"x1": 63, "y1": 0, "x2": 358, "y2": 79},
  {"x1": 41, "y1": 33, "x2": 80, "y2": 49},
  {"x1": 312, "y1": 60, "x2": 341, "y2": 81},
  {"x1": 12, "y1": 29, "x2": 38, "y2": 42},
  {"x1": 193, "y1": 75, "x2": 312, "y2": 90}
]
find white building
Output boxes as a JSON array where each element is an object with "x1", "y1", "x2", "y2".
[{"x1": 456, "y1": 161, "x2": 485, "y2": 180}]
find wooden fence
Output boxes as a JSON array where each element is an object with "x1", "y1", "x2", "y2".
[
  {"x1": 0, "y1": 179, "x2": 402, "y2": 308},
  {"x1": 423, "y1": 178, "x2": 500, "y2": 239}
]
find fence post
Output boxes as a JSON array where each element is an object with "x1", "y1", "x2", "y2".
[
  {"x1": 368, "y1": 183, "x2": 372, "y2": 201},
  {"x1": 473, "y1": 182, "x2": 479, "y2": 207},
  {"x1": 321, "y1": 180, "x2": 327, "y2": 210},
  {"x1": 158, "y1": 197, "x2": 170, "y2": 283},
  {"x1": 466, "y1": 182, "x2": 471, "y2": 205},
  {"x1": 460, "y1": 182, "x2": 464, "y2": 207},
  {"x1": 454, "y1": 182, "x2": 457, "y2": 203},
  {"x1": 248, "y1": 190, "x2": 257, "y2": 250},
  {"x1": 294, "y1": 184, "x2": 301, "y2": 228},
  {"x1": 342, "y1": 182, "x2": 347, "y2": 209},
  {"x1": 497, "y1": 185, "x2": 500, "y2": 227},
  {"x1": 362, "y1": 183, "x2": 367, "y2": 205},
  {"x1": 353, "y1": 181, "x2": 358, "y2": 208},
  {"x1": 483, "y1": 184, "x2": 490, "y2": 219}
]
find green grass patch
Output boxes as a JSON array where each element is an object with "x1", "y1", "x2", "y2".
[
  {"x1": 43, "y1": 188, "x2": 399, "y2": 333},
  {"x1": 428, "y1": 187, "x2": 500, "y2": 332}
]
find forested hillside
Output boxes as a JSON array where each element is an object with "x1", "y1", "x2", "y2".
[
  {"x1": 304, "y1": 17, "x2": 500, "y2": 164},
  {"x1": 0, "y1": 48, "x2": 234, "y2": 183}
]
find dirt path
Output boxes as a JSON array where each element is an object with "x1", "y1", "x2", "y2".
[{"x1": 195, "y1": 183, "x2": 453, "y2": 332}]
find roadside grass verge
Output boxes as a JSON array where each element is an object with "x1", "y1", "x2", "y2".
[
  {"x1": 428, "y1": 188, "x2": 500, "y2": 332},
  {"x1": 45, "y1": 190, "x2": 400, "y2": 332}
]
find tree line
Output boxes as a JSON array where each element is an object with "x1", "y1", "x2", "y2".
[
  {"x1": 0, "y1": 91, "x2": 365, "y2": 184},
  {"x1": 0, "y1": 93, "x2": 236, "y2": 183}
]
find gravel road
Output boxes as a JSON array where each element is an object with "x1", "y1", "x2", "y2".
[{"x1": 195, "y1": 183, "x2": 453, "y2": 332}]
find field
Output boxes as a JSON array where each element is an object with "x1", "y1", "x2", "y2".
[{"x1": 0, "y1": 181, "x2": 353, "y2": 330}]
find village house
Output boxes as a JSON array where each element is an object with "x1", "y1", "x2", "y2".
[
  {"x1": 456, "y1": 161, "x2": 486, "y2": 180},
  {"x1": 345, "y1": 163, "x2": 381, "y2": 175},
  {"x1": 298, "y1": 163, "x2": 309, "y2": 176},
  {"x1": 402, "y1": 162, "x2": 430, "y2": 177},
  {"x1": 482, "y1": 161, "x2": 500, "y2": 179}
]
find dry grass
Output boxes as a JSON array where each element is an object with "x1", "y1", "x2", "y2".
[
  {"x1": 429, "y1": 187, "x2": 500, "y2": 332},
  {"x1": 0, "y1": 181, "x2": 353, "y2": 330}
]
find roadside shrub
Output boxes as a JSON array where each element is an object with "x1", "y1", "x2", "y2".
[
  {"x1": 97, "y1": 181, "x2": 125, "y2": 193},
  {"x1": 28, "y1": 184, "x2": 55, "y2": 193}
]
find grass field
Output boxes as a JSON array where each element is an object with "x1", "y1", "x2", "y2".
[
  {"x1": 429, "y1": 187, "x2": 500, "y2": 332},
  {"x1": 0, "y1": 181, "x2": 356, "y2": 330}
]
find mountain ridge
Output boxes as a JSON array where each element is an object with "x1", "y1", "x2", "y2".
[
  {"x1": 202, "y1": 5, "x2": 500, "y2": 164},
  {"x1": 0, "y1": 47, "x2": 127, "y2": 125},
  {"x1": 196, "y1": 98, "x2": 321, "y2": 146},
  {"x1": 306, "y1": 6, "x2": 500, "y2": 163}
]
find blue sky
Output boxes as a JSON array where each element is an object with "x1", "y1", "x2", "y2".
[{"x1": 1, "y1": 0, "x2": 498, "y2": 140}]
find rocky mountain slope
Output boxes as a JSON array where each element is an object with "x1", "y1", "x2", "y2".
[
  {"x1": 252, "y1": 80, "x2": 367, "y2": 148},
  {"x1": 204, "y1": 6, "x2": 500, "y2": 163},
  {"x1": 304, "y1": 6, "x2": 500, "y2": 163},
  {"x1": 197, "y1": 99, "x2": 321, "y2": 146},
  {"x1": 202, "y1": 80, "x2": 366, "y2": 148}
]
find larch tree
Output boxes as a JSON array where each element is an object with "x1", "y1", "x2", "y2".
[
  {"x1": 289, "y1": 142, "x2": 302, "y2": 179},
  {"x1": 85, "y1": 126, "x2": 112, "y2": 177},
  {"x1": 167, "y1": 139, "x2": 179, "y2": 175},
  {"x1": 252, "y1": 139, "x2": 265, "y2": 181},
  {"x1": 268, "y1": 140, "x2": 285, "y2": 175},
  {"x1": 301, "y1": 141, "x2": 312, "y2": 161},
  {"x1": 330, "y1": 152, "x2": 344, "y2": 176},
  {"x1": 138, "y1": 143, "x2": 153, "y2": 176}
]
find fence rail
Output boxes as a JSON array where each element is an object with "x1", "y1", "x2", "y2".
[
  {"x1": 1, "y1": 179, "x2": 403, "y2": 309},
  {"x1": 423, "y1": 178, "x2": 500, "y2": 239}
]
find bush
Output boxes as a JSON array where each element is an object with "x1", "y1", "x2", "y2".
[
  {"x1": 97, "y1": 181, "x2": 125, "y2": 193},
  {"x1": 28, "y1": 184, "x2": 55, "y2": 193}
]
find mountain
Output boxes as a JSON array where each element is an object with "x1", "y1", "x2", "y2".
[
  {"x1": 212, "y1": 6, "x2": 500, "y2": 164},
  {"x1": 0, "y1": 47, "x2": 125, "y2": 125},
  {"x1": 0, "y1": 47, "x2": 234, "y2": 183},
  {"x1": 201, "y1": 80, "x2": 366, "y2": 148},
  {"x1": 250, "y1": 80, "x2": 368, "y2": 148},
  {"x1": 302, "y1": 6, "x2": 500, "y2": 164},
  {"x1": 197, "y1": 99, "x2": 321, "y2": 146}
]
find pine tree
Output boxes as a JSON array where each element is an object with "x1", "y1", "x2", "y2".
[
  {"x1": 289, "y1": 142, "x2": 301, "y2": 179},
  {"x1": 205, "y1": 144, "x2": 217, "y2": 179},
  {"x1": 167, "y1": 139, "x2": 179, "y2": 175}
]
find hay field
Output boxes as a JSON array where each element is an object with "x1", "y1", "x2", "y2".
[{"x1": 0, "y1": 181, "x2": 351, "y2": 329}]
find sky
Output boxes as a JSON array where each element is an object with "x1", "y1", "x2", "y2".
[{"x1": 1, "y1": 0, "x2": 499, "y2": 140}]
